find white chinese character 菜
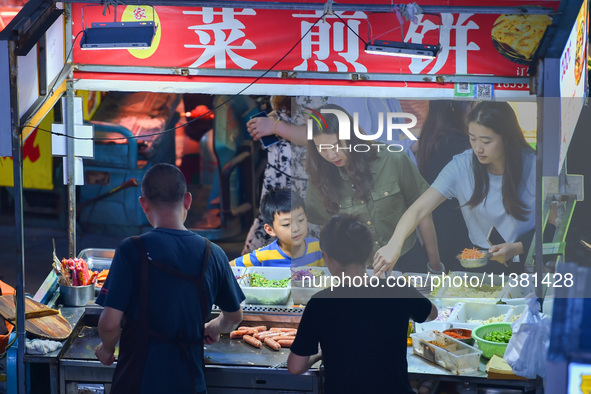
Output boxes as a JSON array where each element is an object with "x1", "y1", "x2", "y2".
[{"x1": 183, "y1": 8, "x2": 258, "y2": 69}]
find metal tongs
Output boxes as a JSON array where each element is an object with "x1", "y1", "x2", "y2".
[{"x1": 52, "y1": 238, "x2": 70, "y2": 286}]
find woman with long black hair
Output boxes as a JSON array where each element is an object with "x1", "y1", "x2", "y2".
[
  {"x1": 415, "y1": 100, "x2": 474, "y2": 271},
  {"x1": 305, "y1": 104, "x2": 442, "y2": 274},
  {"x1": 374, "y1": 101, "x2": 536, "y2": 276}
]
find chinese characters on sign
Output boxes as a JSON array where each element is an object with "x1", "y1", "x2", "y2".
[
  {"x1": 183, "y1": 8, "x2": 258, "y2": 69},
  {"x1": 292, "y1": 11, "x2": 367, "y2": 72},
  {"x1": 72, "y1": 3, "x2": 558, "y2": 80},
  {"x1": 407, "y1": 13, "x2": 480, "y2": 74}
]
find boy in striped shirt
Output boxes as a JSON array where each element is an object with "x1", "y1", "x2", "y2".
[{"x1": 231, "y1": 188, "x2": 324, "y2": 268}]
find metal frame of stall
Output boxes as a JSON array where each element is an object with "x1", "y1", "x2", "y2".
[{"x1": 2, "y1": 0, "x2": 587, "y2": 392}]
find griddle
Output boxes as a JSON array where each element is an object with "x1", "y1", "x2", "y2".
[
  {"x1": 60, "y1": 309, "x2": 117, "y2": 361},
  {"x1": 204, "y1": 335, "x2": 290, "y2": 368},
  {"x1": 61, "y1": 309, "x2": 295, "y2": 368}
]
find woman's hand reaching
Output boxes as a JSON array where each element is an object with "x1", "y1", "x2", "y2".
[
  {"x1": 373, "y1": 243, "x2": 401, "y2": 277},
  {"x1": 488, "y1": 242, "x2": 523, "y2": 266},
  {"x1": 247, "y1": 116, "x2": 278, "y2": 141}
]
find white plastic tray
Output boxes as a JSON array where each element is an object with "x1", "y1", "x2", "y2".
[
  {"x1": 232, "y1": 266, "x2": 248, "y2": 286},
  {"x1": 431, "y1": 271, "x2": 505, "y2": 300},
  {"x1": 447, "y1": 302, "x2": 515, "y2": 329},
  {"x1": 291, "y1": 267, "x2": 331, "y2": 305},
  {"x1": 241, "y1": 267, "x2": 291, "y2": 305}
]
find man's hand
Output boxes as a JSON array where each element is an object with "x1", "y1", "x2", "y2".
[
  {"x1": 203, "y1": 319, "x2": 222, "y2": 345},
  {"x1": 203, "y1": 309, "x2": 243, "y2": 345},
  {"x1": 95, "y1": 342, "x2": 115, "y2": 365}
]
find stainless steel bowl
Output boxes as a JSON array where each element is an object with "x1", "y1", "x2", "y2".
[
  {"x1": 59, "y1": 283, "x2": 95, "y2": 307},
  {"x1": 457, "y1": 251, "x2": 489, "y2": 268}
]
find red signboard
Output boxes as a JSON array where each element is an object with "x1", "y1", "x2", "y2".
[{"x1": 72, "y1": 1, "x2": 560, "y2": 78}]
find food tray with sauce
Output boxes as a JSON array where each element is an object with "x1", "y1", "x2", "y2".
[
  {"x1": 411, "y1": 330, "x2": 482, "y2": 375},
  {"x1": 241, "y1": 267, "x2": 291, "y2": 305}
]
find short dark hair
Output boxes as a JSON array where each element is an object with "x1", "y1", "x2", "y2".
[
  {"x1": 320, "y1": 215, "x2": 373, "y2": 266},
  {"x1": 260, "y1": 188, "x2": 306, "y2": 226},
  {"x1": 141, "y1": 163, "x2": 187, "y2": 206}
]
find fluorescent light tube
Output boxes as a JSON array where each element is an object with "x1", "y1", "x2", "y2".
[{"x1": 365, "y1": 40, "x2": 441, "y2": 59}]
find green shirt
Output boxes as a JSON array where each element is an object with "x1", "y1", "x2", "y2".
[{"x1": 306, "y1": 148, "x2": 429, "y2": 258}]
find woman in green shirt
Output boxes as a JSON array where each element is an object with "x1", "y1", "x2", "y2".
[{"x1": 305, "y1": 104, "x2": 443, "y2": 274}]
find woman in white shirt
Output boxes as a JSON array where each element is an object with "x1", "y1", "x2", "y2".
[{"x1": 373, "y1": 101, "x2": 535, "y2": 275}]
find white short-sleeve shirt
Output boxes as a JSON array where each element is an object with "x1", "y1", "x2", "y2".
[{"x1": 431, "y1": 149, "x2": 536, "y2": 248}]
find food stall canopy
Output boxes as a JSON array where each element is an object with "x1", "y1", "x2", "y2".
[{"x1": 71, "y1": 0, "x2": 559, "y2": 98}]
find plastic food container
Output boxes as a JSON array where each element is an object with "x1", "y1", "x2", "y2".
[
  {"x1": 232, "y1": 266, "x2": 248, "y2": 285},
  {"x1": 402, "y1": 272, "x2": 434, "y2": 297},
  {"x1": 431, "y1": 271, "x2": 504, "y2": 300},
  {"x1": 291, "y1": 267, "x2": 330, "y2": 305},
  {"x1": 447, "y1": 302, "x2": 515, "y2": 329},
  {"x1": 442, "y1": 328, "x2": 475, "y2": 346},
  {"x1": 77, "y1": 248, "x2": 115, "y2": 271},
  {"x1": 241, "y1": 267, "x2": 291, "y2": 305},
  {"x1": 497, "y1": 273, "x2": 537, "y2": 303},
  {"x1": 411, "y1": 330, "x2": 482, "y2": 374},
  {"x1": 472, "y1": 322, "x2": 512, "y2": 359}
]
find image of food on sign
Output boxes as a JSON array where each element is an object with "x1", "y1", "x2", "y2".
[
  {"x1": 491, "y1": 14, "x2": 553, "y2": 65},
  {"x1": 574, "y1": 11, "x2": 586, "y2": 85}
]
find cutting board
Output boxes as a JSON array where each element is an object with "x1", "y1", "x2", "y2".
[{"x1": 0, "y1": 296, "x2": 72, "y2": 340}]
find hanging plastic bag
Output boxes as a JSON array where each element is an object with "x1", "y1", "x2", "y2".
[{"x1": 503, "y1": 295, "x2": 551, "y2": 378}]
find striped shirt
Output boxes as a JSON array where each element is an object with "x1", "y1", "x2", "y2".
[{"x1": 232, "y1": 237, "x2": 325, "y2": 268}]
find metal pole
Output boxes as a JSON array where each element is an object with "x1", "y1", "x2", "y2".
[
  {"x1": 8, "y1": 39, "x2": 27, "y2": 394},
  {"x1": 65, "y1": 3, "x2": 76, "y2": 257},
  {"x1": 535, "y1": 60, "x2": 544, "y2": 304},
  {"x1": 66, "y1": 84, "x2": 76, "y2": 256}
]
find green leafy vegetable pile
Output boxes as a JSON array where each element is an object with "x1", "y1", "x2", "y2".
[{"x1": 248, "y1": 273, "x2": 290, "y2": 288}]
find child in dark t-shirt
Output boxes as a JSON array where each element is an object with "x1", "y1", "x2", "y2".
[{"x1": 287, "y1": 215, "x2": 437, "y2": 394}]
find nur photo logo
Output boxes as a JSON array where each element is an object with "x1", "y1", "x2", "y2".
[{"x1": 306, "y1": 107, "x2": 418, "y2": 152}]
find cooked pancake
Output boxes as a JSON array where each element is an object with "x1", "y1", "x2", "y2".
[{"x1": 492, "y1": 14, "x2": 552, "y2": 61}]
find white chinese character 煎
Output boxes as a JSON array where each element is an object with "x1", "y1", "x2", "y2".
[{"x1": 293, "y1": 11, "x2": 367, "y2": 72}]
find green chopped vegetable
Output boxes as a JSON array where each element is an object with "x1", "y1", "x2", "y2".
[
  {"x1": 248, "y1": 273, "x2": 290, "y2": 288},
  {"x1": 483, "y1": 330, "x2": 512, "y2": 343}
]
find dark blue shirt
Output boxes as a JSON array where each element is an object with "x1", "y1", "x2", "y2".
[{"x1": 97, "y1": 228, "x2": 244, "y2": 393}]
